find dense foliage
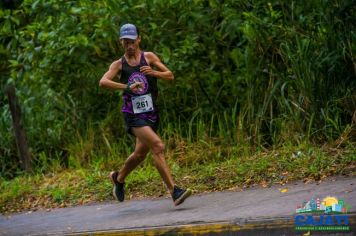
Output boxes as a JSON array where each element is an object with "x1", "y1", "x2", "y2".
[{"x1": 1, "y1": 0, "x2": 355, "y2": 178}]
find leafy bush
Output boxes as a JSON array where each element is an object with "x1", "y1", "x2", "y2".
[{"x1": 0, "y1": 0, "x2": 355, "y2": 177}]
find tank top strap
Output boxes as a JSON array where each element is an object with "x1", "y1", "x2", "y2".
[
  {"x1": 140, "y1": 51, "x2": 148, "y2": 66},
  {"x1": 121, "y1": 55, "x2": 126, "y2": 65}
]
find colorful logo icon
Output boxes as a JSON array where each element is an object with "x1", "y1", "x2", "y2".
[
  {"x1": 128, "y1": 72, "x2": 148, "y2": 95},
  {"x1": 294, "y1": 196, "x2": 351, "y2": 232},
  {"x1": 296, "y1": 196, "x2": 350, "y2": 214}
]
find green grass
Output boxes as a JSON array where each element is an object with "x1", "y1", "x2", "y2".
[{"x1": 1, "y1": 140, "x2": 355, "y2": 214}]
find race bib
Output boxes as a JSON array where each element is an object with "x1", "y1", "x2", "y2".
[{"x1": 131, "y1": 94, "x2": 154, "y2": 114}]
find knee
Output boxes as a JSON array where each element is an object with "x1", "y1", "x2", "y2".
[{"x1": 152, "y1": 140, "x2": 165, "y2": 155}]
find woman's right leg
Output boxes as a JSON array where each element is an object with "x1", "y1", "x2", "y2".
[{"x1": 117, "y1": 137, "x2": 149, "y2": 183}]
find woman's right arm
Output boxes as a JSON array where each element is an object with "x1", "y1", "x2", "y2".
[{"x1": 99, "y1": 59, "x2": 128, "y2": 90}]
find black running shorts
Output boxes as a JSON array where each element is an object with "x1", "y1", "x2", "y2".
[{"x1": 123, "y1": 113, "x2": 159, "y2": 135}]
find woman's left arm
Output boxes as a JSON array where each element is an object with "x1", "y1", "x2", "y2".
[{"x1": 140, "y1": 52, "x2": 174, "y2": 81}]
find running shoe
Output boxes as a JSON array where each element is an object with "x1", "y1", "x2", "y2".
[
  {"x1": 109, "y1": 171, "x2": 125, "y2": 202},
  {"x1": 172, "y1": 186, "x2": 192, "y2": 206}
]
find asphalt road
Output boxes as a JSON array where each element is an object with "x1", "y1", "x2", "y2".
[{"x1": 0, "y1": 176, "x2": 355, "y2": 235}]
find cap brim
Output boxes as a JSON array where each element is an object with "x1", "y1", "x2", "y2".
[{"x1": 120, "y1": 35, "x2": 138, "y2": 40}]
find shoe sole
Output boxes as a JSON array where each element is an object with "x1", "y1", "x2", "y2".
[
  {"x1": 174, "y1": 189, "x2": 192, "y2": 206},
  {"x1": 109, "y1": 171, "x2": 119, "y2": 201}
]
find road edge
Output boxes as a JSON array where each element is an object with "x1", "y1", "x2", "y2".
[{"x1": 56, "y1": 213, "x2": 355, "y2": 236}]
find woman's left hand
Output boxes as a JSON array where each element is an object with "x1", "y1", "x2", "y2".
[{"x1": 140, "y1": 66, "x2": 156, "y2": 76}]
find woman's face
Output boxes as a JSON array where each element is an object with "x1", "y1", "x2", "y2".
[{"x1": 121, "y1": 37, "x2": 141, "y2": 56}]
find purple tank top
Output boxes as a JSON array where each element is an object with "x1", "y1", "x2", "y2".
[{"x1": 120, "y1": 52, "x2": 158, "y2": 122}]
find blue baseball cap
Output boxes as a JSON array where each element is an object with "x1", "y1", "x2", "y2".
[{"x1": 119, "y1": 23, "x2": 138, "y2": 40}]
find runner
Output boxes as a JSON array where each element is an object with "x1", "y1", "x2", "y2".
[{"x1": 99, "y1": 23, "x2": 191, "y2": 206}]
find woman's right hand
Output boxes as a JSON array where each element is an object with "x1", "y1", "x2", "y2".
[{"x1": 128, "y1": 81, "x2": 144, "y2": 93}]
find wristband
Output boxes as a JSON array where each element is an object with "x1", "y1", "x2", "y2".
[{"x1": 125, "y1": 84, "x2": 131, "y2": 92}]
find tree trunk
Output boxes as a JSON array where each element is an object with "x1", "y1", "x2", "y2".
[{"x1": 6, "y1": 85, "x2": 32, "y2": 172}]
